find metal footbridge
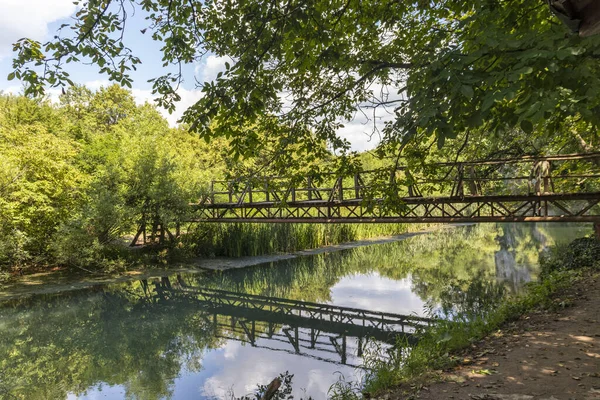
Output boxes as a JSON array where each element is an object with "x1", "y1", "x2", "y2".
[{"x1": 192, "y1": 153, "x2": 600, "y2": 223}]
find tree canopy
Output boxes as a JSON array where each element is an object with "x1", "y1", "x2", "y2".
[
  {"x1": 0, "y1": 87, "x2": 229, "y2": 273},
  {"x1": 9, "y1": 0, "x2": 600, "y2": 162}
]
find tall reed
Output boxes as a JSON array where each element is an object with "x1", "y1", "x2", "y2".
[{"x1": 184, "y1": 223, "x2": 431, "y2": 257}]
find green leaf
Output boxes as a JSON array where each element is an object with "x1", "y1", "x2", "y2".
[
  {"x1": 460, "y1": 85, "x2": 474, "y2": 99},
  {"x1": 437, "y1": 133, "x2": 445, "y2": 149},
  {"x1": 466, "y1": 112, "x2": 483, "y2": 128},
  {"x1": 519, "y1": 67, "x2": 533, "y2": 75},
  {"x1": 7, "y1": 72, "x2": 15, "y2": 81},
  {"x1": 481, "y1": 95, "x2": 496, "y2": 112},
  {"x1": 520, "y1": 120, "x2": 534, "y2": 134}
]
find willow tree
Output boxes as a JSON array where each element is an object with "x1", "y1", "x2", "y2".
[{"x1": 9, "y1": 1, "x2": 600, "y2": 168}]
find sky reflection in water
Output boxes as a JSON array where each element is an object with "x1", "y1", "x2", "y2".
[{"x1": 1, "y1": 223, "x2": 591, "y2": 400}]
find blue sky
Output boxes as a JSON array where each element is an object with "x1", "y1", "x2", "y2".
[
  {"x1": 0, "y1": 0, "x2": 383, "y2": 151},
  {"x1": 0, "y1": 0, "x2": 227, "y2": 126}
]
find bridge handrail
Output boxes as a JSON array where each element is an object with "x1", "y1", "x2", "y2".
[
  {"x1": 203, "y1": 152, "x2": 600, "y2": 205},
  {"x1": 192, "y1": 152, "x2": 600, "y2": 223},
  {"x1": 209, "y1": 174, "x2": 600, "y2": 193},
  {"x1": 209, "y1": 152, "x2": 600, "y2": 185}
]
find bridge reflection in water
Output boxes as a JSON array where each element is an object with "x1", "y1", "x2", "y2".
[{"x1": 143, "y1": 276, "x2": 432, "y2": 368}]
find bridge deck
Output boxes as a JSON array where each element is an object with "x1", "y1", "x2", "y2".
[{"x1": 193, "y1": 192, "x2": 600, "y2": 223}]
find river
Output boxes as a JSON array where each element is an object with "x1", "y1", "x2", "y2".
[{"x1": 0, "y1": 223, "x2": 590, "y2": 399}]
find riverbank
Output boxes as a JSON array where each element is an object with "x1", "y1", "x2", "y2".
[
  {"x1": 0, "y1": 223, "x2": 453, "y2": 302},
  {"x1": 393, "y1": 269, "x2": 600, "y2": 400},
  {"x1": 364, "y1": 237, "x2": 600, "y2": 400},
  {"x1": 1, "y1": 221, "x2": 436, "y2": 282}
]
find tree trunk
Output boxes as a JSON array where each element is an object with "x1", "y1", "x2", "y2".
[
  {"x1": 165, "y1": 227, "x2": 175, "y2": 242},
  {"x1": 159, "y1": 223, "x2": 166, "y2": 244},
  {"x1": 150, "y1": 219, "x2": 159, "y2": 243}
]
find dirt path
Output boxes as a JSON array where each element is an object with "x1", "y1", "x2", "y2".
[{"x1": 392, "y1": 273, "x2": 600, "y2": 400}]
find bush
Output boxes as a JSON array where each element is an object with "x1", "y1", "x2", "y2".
[{"x1": 540, "y1": 236, "x2": 600, "y2": 275}]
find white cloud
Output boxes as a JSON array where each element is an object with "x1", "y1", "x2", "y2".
[
  {"x1": 0, "y1": 0, "x2": 77, "y2": 57},
  {"x1": 278, "y1": 80, "x2": 404, "y2": 152},
  {"x1": 84, "y1": 80, "x2": 111, "y2": 91},
  {"x1": 195, "y1": 55, "x2": 231, "y2": 83},
  {"x1": 200, "y1": 342, "x2": 358, "y2": 399},
  {"x1": 130, "y1": 86, "x2": 203, "y2": 127},
  {"x1": 125, "y1": 54, "x2": 229, "y2": 127},
  {"x1": 337, "y1": 117, "x2": 385, "y2": 152},
  {"x1": 336, "y1": 103, "x2": 397, "y2": 152},
  {"x1": 336, "y1": 81, "x2": 405, "y2": 151},
  {"x1": 1, "y1": 85, "x2": 21, "y2": 95},
  {"x1": 1, "y1": 84, "x2": 61, "y2": 102},
  {"x1": 330, "y1": 273, "x2": 427, "y2": 316}
]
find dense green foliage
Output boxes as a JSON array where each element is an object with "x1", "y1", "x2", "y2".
[
  {"x1": 0, "y1": 88, "x2": 426, "y2": 277},
  {"x1": 540, "y1": 236, "x2": 600, "y2": 274},
  {"x1": 0, "y1": 87, "x2": 222, "y2": 276},
  {"x1": 9, "y1": 1, "x2": 600, "y2": 170}
]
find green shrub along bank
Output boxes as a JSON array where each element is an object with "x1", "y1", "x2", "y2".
[
  {"x1": 337, "y1": 235, "x2": 600, "y2": 399},
  {"x1": 182, "y1": 223, "x2": 426, "y2": 258},
  {"x1": 539, "y1": 236, "x2": 600, "y2": 275},
  {"x1": 0, "y1": 88, "x2": 224, "y2": 278}
]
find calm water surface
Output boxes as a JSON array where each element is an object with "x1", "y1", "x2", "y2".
[{"x1": 0, "y1": 223, "x2": 590, "y2": 399}]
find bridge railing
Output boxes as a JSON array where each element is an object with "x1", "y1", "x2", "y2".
[{"x1": 200, "y1": 153, "x2": 600, "y2": 206}]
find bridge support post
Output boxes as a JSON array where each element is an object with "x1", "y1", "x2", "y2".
[
  {"x1": 358, "y1": 337, "x2": 363, "y2": 357},
  {"x1": 595, "y1": 221, "x2": 600, "y2": 239}
]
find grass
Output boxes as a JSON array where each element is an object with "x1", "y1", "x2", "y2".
[
  {"x1": 343, "y1": 235, "x2": 600, "y2": 399},
  {"x1": 182, "y1": 222, "x2": 433, "y2": 258}
]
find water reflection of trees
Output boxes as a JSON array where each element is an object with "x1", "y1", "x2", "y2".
[
  {"x1": 202, "y1": 223, "x2": 584, "y2": 303},
  {"x1": 0, "y1": 223, "x2": 588, "y2": 399},
  {"x1": 195, "y1": 223, "x2": 587, "y2": 320},
  {"x1": 0, "y1": 286, "x2": 219, "y2": 400}
]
